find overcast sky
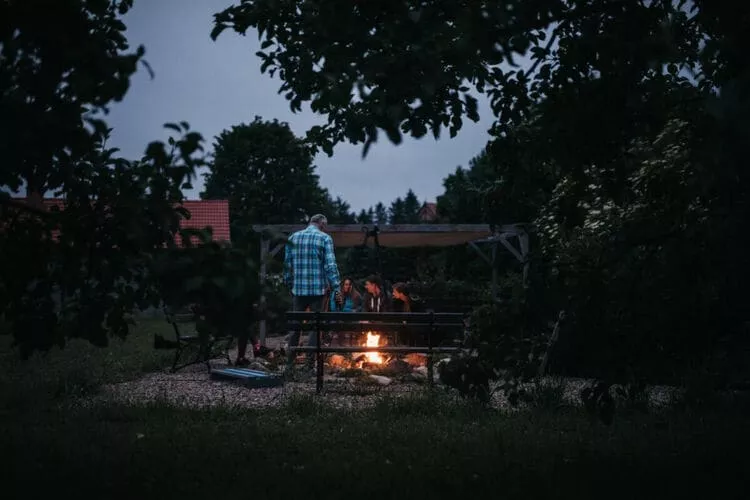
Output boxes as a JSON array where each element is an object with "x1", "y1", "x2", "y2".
[{"x1": 105, "y1": 0, "x2": 497, "y2": 213}]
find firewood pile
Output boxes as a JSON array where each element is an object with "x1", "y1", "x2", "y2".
[{"x1": 322, "y1": 352, "x2": 435, "y2": 386}]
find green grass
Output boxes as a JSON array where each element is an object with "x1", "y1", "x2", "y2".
[
  {"x1": 1, "y1": 319, "x2": 749, "y2": 498},
  {"x1": 0, "y1": 317, "x2": 174, "y2": 410}
]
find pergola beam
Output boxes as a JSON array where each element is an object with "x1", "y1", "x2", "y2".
[
  {"x1": 252, "y1": 223, "x2": 523, "y2": 234},
  {"x1": 468, "y1": 241, "x2": 493, "y2": 266}
]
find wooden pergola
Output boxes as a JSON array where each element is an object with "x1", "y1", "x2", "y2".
[{"x1": 252, "y1": 223, "x2": 530, "y2": 344}]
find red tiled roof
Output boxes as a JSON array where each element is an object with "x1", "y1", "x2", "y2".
[
  {"x1": 38, "y1": 198, "x2": 66, "y2": 210},
  {"x1": 177, "y1": 200, "x2": 231, "y2": 246},
  {"x1": 418, "y1": 202, "x2": 438, "y2": 222},
  {"x1": 7, "y1": 197, "x2": 231, "y2": 248}
]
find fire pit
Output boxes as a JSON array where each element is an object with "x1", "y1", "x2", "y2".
[
  {"x1": 285, "y1": 311, "x2": 467, "y2": 392},
  {"x1": 319, "y1": 331, "x2": 432, "y2": 384}
]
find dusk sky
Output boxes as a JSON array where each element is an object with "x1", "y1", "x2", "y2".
[{"x1": 105, "y1": 0, "x2": 500, "y2": 213}]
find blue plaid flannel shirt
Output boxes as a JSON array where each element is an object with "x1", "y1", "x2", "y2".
[{"x1": 283, "y1": 225, "x2": 341, "y2": 296}]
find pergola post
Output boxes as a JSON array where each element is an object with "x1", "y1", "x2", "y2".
[
  {"x1": 469, "y1": 224, "x2": 532, "y2": 297},
  {"x1": 259, "y1": 237, "x2": 270, "y2": 346},
  {"x1": 519, "y1": 230, "x2": 530, "y2": 287},
  {"x1": 491, "y1": 243, "x2": 498, "y2": 301}
]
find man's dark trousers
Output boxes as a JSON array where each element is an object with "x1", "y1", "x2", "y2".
[{"x1": 287, "y1": 295, "x2": 324, "y2": 369}]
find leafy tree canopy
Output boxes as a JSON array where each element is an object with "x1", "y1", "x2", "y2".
[
  {"x1": 211, "y1": 1, "x2": 739, "y2": 156},
  {"x1": 356, "y1": 207, "x2": 374, "y2": 224},
  {"x1": 0, "y1": 1, "x2": 253, "y2": 357},
  {"x1": 389, "y1": 189, "x2": 421, "y2": 224},
  {"x1": 1, "y1": 0, "x2": 146, "y2": 195},
  {"x1": 372, "y1": 202, "x2": 388, "y2": 225},
  {"x1": 324, "y1": 194, "x2": 357, "y2": 224},
  {"x1": 438, "y1": 139, "x2": 558, "y2": 225},
  {"x1": 201, "y1": 117, "x2": 354, "y2": 239}
]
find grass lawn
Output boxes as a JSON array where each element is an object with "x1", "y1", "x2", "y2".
[{"x1": 1, "y1": 318, "x2": 748, "y2": 499}]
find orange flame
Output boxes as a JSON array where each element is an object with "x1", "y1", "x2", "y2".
[{"x1": 364, "y1": 331, "x2": 383, "y2": 364}]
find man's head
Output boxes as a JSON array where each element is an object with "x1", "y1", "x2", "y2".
[
  {"x1": 309, "y1": 214, "x2": 328, "y2": 230},
  {"x1": 364, "y1": 275, "x2": 382, "y2": 295}
]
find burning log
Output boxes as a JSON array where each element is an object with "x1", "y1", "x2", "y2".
[
  {"x1": 348, "y1": 331, "x2": 390, "y2": 369},
  {"x1": 317, "y1": 329, "x2": 454, "y2": 385},
  {"x1": 328, "y1": 354, "x2": 349, "y2": 368},
  {"x1": 403, "y1": 353, "x2": 428, "y2": 367}
]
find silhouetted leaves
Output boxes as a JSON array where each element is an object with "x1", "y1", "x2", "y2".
[
  {"x1": 213, "y1": 1, "x2": 750, "y2": 400},
  {"x1": 0, "y1": 1, "x2": 266, "y2": 357}
]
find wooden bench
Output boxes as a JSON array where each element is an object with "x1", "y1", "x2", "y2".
[
  {"x1": 155, "y1": 306, "x2": 234, "y2": 372},
  {"x1": 285, "y1": 311, "x2": 467, "y2": 392}
]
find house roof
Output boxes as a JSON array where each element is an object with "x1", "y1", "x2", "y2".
[
  {"x1": 7, "y1": 197, "x2": 231, "y2": 247},
  {"x1": 418, "y1": 202, "x2": 438, "y2": 222},
  {"x1": 176, "y1": 200, "x2": 231, "y2": 246}
]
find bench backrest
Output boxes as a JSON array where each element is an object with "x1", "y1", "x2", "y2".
[
  {"x1": 285, "y1": 311, "x2": 466, "y2": 334},
  {"x1": 164, "y1": 306, "x2": 194, "y2": 323},
  {"x1": 163, "y1": 306, "x2": 197, "y2": 340}
]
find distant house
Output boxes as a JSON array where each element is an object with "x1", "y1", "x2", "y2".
[
  {"x1": 418, "y1": 202, "x2": 438, "y2": 222},
  {"x1": 7, "y1": 197, "x2": 231, "y2": 248},
  {"x1": 176, "y1": 200, "x2": 231, "y2": 247}
]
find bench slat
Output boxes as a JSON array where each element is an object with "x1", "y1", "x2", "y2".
[
  {"x1": 285, "y1": 321, "x2": 464, "y2": 333},
  {"x1": 170, "y1": 314, "x2": 195, "y2": 323},
  {"x1": 285, "y1": 311, "x2": 465, "y2": 324},
  {"x1": 290, "y1": 346, "x2": 461, "y2": 354}
]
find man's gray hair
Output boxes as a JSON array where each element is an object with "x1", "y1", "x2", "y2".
[{"x1": 309, "y1": 214, "x2": 328, "y2": 225}]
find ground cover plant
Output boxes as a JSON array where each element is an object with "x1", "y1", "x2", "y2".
[{"x1": 2, "y1": 319, "x2": 749, "y2": 499}]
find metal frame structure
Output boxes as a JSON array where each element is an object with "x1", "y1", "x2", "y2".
[
  {"x1": 287, "y1": 311, "x2": 466, "y2": 392},
  {"x1": 252, "y1": 223, "x2": 530, "y2": 345}
]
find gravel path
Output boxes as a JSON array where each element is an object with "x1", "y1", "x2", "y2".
[
  {"x1": 86, "y1": 356, "x2": 680, "y2": 412},
  {"x1": 91, "y1": 367, "x2": 442, "y2": 411},
  {"x1": 80, "y1": 334, "x2": 680, "y2": 411}
]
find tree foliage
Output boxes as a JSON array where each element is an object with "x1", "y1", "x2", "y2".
[
  {"x1": 389, "y1": 189, "x2": 421, "y2": 224},
  {"x1": 201, "y1": 117, "x2": 357, "y2": 240},
  {"x1": 211, "y1": 0, "x2": 750, "y2": 395},
  {"x1": 201, "y1": 117, "x2": 328, "y2": 231},
  {"x1": 1, "y1": 0, "x2": 146, "y2": 194},
  {"x1": 1, "y1": 1, "x2": 197, "y2": 356},
  {"x1": 211, "y1": 1, "x2": 718, "y2": 156},
  {"x1": 153, "y1": 229, "x2": 270, "y2": 341},
  {"x1": 355, "y1": 207, "x2": 374, "y2": 225},
  {"x1": 372, "y1": 202, "x2": 388, "y2": 225},
  {"x1": 324, "y1": 195, "x2": 356, "y2": 224},
  {"x1": 212, "y1": 0, "x2": 545, "y2": 154},
  {"x1": 0, "y1": 1, "x2": 260, "y2": 358}
]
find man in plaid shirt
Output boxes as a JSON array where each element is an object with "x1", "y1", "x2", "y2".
[{"x1": 284, "y1": 213, "x2": 341, "y2": 369}]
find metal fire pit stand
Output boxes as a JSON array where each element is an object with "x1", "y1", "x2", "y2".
[{"x1": 287, "y1": 311, "x2": 466, "y2": 393}]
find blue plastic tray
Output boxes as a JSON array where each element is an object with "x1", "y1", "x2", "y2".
[{"x1": 210, "y1": 367, "x2": 284, "y2": 388}]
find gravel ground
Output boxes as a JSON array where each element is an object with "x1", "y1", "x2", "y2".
[
  {"x1": 85, "y1": 354, "x2": 680, "y2": 412},
  {"x1": 90, "y1": 368, "x2": 443, "y2": 411},
  {"x1": 79, "y1": 334, "x2": 681, "y2": 411}
]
